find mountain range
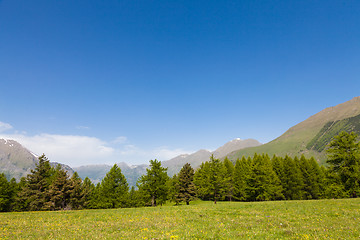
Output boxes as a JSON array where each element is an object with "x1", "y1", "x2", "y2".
[
  {"x1": 1, "y1": 96, "x2": 359, "y2": 185},
  {"x1": 74, "y1": 138, "x2": 261, "y2": 186}
]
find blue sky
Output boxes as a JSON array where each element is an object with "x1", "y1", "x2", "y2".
[{"x1": 0, "y1": 0, "x2": 359, "y2": 167}]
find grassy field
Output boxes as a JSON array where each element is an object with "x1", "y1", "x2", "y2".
[{"x1": 1, "y1": 199, "x2": 360, "y2": 239}]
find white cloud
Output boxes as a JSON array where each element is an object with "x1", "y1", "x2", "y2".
[
  {"x1": 0, "y1": 123, "x2": 194, "y2": 167},
  {"x1": 0, "y1": 121, "x2": 13, "y2": 132},
  {"x1": 0, "y1": 133, "x2": 115, "y2": 167}
]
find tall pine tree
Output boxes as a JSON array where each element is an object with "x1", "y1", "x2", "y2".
[
  {"x1": 18, "y1": 154, "x2": 55, "y2": 211},
  {"x1": 137, "y1": 160, "x2": 169, "y2": 206},
  {"x1": 327, "y1": 131, "x2": 360, "y2": 197},
  {"x1": 176, "y1": 163, "x2": 196, "y2": 205},
  {"x1": 233, "y1": 157, "x2": 250, "y2": 201},
  {"x1": 100, "y1": 164, "x2": 129, "y2": 208}
]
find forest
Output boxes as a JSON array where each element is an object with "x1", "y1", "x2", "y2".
[{"x1": 0, "y1": 131, "x2": 359, "y2": 212}]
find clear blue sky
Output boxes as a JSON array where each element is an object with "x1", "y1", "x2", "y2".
[{"x1": 0, "y1": 0, "x2": 359, "y2": 166}]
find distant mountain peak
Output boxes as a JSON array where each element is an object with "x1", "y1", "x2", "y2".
[{"x1": 0, "y1": 138, "x2": 74, "y2": 180}]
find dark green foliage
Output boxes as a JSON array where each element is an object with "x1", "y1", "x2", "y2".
[
  {"x1": 0, "y1": 173, "x2": 12, "y2": 211},
  {"x1": 100, "y1": 164, "x2": 129, "y2": 208},
  {"x1": 44, "y1": 166, "x2": 72, "y2": 210},
  {"x1": 223, "y1": 158, "x2": 235, "y2": 201},
  {"x1": 18, "y1": 154, "x2": 55, "y2": 211},
  {"x1": 281, "y1": 156, "x2": 305, "y2": 200},
  {"x1": 87, "y1": 183, "x2": 104, "y2": 209},
  {"x1": 69, "y1": 172, "x2": 84, "y2": 210},
  {"x1": 137, "y1": 159, "x2": 169, "y2": 207},
  {"x1": 323, "y1": 169, "x2": 348, "y2": 199},
  {"x1": 233, "y1": 157, "x2": 250, "y2": 201},
  {"x1": 194, "y1": 155, "x2": 226, "y2": 204},
  {"x1": 168, "y1": 174, "x2": 180, "y2": 205},
  {"x1": 82, "y1": 177, "x2": 95, "y2": 209},
  {"x1": 247, "y1": 154, "x2": 284, "y2": 201},
  {"x1": 128, "y1": 186, "x2": 143, "y2": 207},
  {"x1": 175, "y1": 163, "x2": 196, "y2": 205},
  {"x1": 298, "y1": 156, "x2": 325, "y2": 199},
  {"x1": 193, "y1": 161, "x2": 212, "y2": 200},
  {"x1": 326, "y1": 131, "x2": 360, "y2": 197}
]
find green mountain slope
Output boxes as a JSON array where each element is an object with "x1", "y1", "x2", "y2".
[{"x1": 226, "y1": 96, "x2": 360, "y2": 163}]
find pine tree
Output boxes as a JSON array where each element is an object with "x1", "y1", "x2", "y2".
[
  {"x1": 100, "y1": 164, "x2": 129, "y2": 208},
  {"x1": 223, "y1": 158, "x2": 235, "y2": 201},
  {"x1": 248, "y1": 154, "x2": 284, "y2": 201},
  {"x1": 82, "y1": 177, "x2": 95, "y2": 209},
  {"x1": 176, "y1": 163, "x2": 196, "y2": 205},
  {"x1": 281, "y1": 155, "x2": 305, "y2": 200},
  {"x1": 13, "y1": 177, "x2": 28, "y2": 211},
  {"x1": 128, "y1": 186, "x2": 143, "y2": 207},
  {"x1": 8, "y1": 177, "x2": 19, "y2": 211},
  {"x1": 298, "y1": 155, "x2": 324, "y2": 199},
  {"x1": 194, "y1": 161, "x2": 212, "y2": 200},
  {"x1": 87, "y1": 183, "x2": 104, "y2": 209},
  {"x1": 19, "y1": 154, "x2": 55, "y2": 211},
  {"x1": 168, "y1": 174, "x2": 180, "y2": 205},
  {"x1": 327, "y1": 131, "x2": 360, "y2": 197},
  {"x1": 137, "y1": 159, "x2": 169, "y2": 207},
  {"x1": 0, "y1": 173, "x2": 11, "y2": 212},
  {"x1": 69, "y1": 172, "x2": 84, "y2": 210},
  {"x1": 233, "y1": 157, "x2": 250, "y2": 201},
  {"x1": 208, "y1": 155, "x2": 226, "y2": 204},
  {"x1": 44, "y1": 165, "x2": 72, "y2": 210}
]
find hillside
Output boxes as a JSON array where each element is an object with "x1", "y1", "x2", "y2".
[
  {"x1": 226, "y1": 96, "x2": 360, "y2": 163},
  {"x1": 0, "y1": 139, "x2": 74, "y2": 180}
]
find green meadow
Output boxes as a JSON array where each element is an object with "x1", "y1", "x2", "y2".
[{"x1": 1, "y1": 198, "x2": 360, "y2": 239}]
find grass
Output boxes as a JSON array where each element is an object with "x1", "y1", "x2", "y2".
[{"x1": 1, "y1": 198, "x2": 360, "y2": 239}]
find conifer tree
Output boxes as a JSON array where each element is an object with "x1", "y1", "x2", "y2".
[
  {"x1": 69, "y1": 172, "x2": 84, "y2": 210},
  {"x1": 208, "y1": 155, "x2": 226, "y2": 204},
  {"x1": 82, "y1": 177, "x2": 95, "y2": 209},
  {"x1": 128, "y1": 186, "x2": 143, "y2": 207},
  {"x1": 44, "y1": 165, "x2": 72, "y2": 210},
  {"x1": 298, "y1": 155, "x2": 324, "y2": 199},
  {"x1": 194, "y1": 161, "x2": 212, "y2": 200},
  {"x1": 223, "y1": 157, "x2": 235, "y2": 201},
  {"x1": 326, "y1": 131, "x2": 360, "y2": 197},
  {"x1": 281, "y1": 155, "x2": 305, "y2": 200},
  {"x1": 233, "y1": 157, "x2": 250, "y2": 201},
  {"x1": 13, "y1": 177, "x2": 28, "y2": 211},
  {"x1": 0, "y1": 173, "x2": 11, "y2": 212},
  {"x1": 19, "y1": 154, "x2": 55, "y2": 211},
  {"x1": 87, "y1": 183, "x2": 103, "y2": 209},
  {"x1": 137, "y1": 159, "x2": 169, "y2": 207},
  {"x1": 168, "y1": 174, "x2": 180, "y2": 205},
  {"x1": 248, "y1": 154, "x2": 284, "y2": 201},
  {"x1": 176, "y1": 163, "x2": 196, "y2": 205},
  {"x1": 100, "y1": 164, "x2": 129, "y2": 208},
  {"x1": 8, "y1": 177, "x2": 19, "y2": 211}
]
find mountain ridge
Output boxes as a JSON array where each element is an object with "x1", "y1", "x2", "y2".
[{"x1": 226, "y1": 96, "x2": 360, "y2": 162}]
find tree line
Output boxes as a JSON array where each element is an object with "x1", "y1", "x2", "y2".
[{"x1": 0, "y1": 131, "x2": 359, "y2": 212}]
